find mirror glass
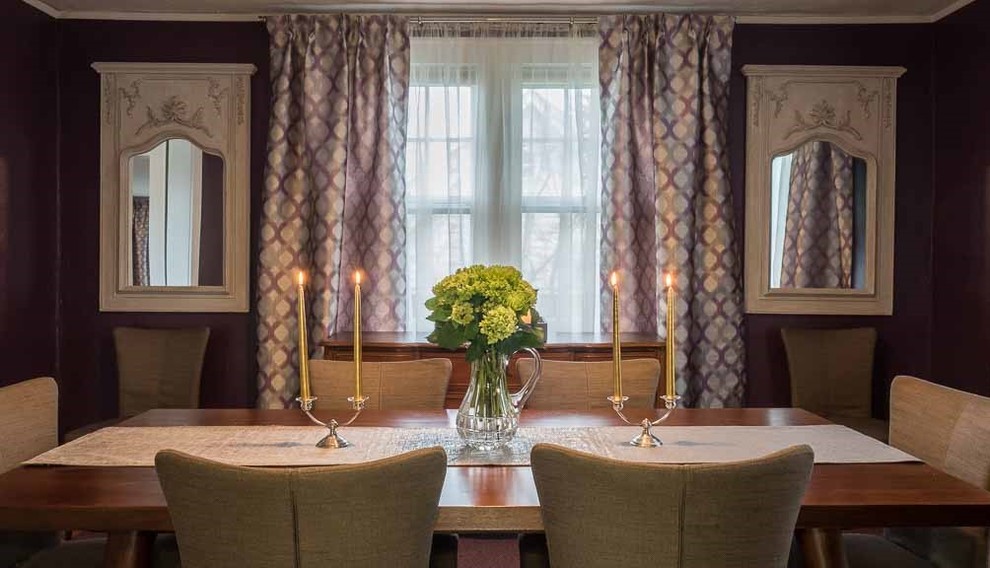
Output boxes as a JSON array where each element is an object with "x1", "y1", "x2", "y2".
[
  {"x1": 769, "y1": 139, "x2": 868, "y2": 290},
  {"x1": 128, "y1": 138, "x2": 225, "y2": 287}
]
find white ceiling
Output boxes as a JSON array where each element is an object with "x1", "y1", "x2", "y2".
[{"x1": 22, "y1": 0, "x2": 975, "y2": 23}]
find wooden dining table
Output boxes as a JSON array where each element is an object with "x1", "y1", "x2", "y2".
[{"x1": 0, "y1": 407, "x2": 989, "y2": 568}]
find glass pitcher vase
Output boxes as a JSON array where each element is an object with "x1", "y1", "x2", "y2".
[{"x1": 455, "y1": 347, "x2": 542, "y2": 451}]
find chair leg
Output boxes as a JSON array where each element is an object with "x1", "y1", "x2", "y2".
[
  {"x1": 518, "y1": 534, "x2": 550, "y2": 568},
  {"x1": 103, "y1": 531, "x2": 154, "y2": 568},
  {"x1": 431, "y1": 534, "x2": 459, "y2": 568},
  {"x1": 797, "y1": 528, "x2": 849, "y2": 568}
]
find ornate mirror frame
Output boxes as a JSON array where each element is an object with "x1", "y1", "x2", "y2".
[
  {"x1": 742, "y1": 65, "x2": 905, "y2": 315},
  {"x1": 94, "y1": 62, "x2": 255, "y2": 312}
]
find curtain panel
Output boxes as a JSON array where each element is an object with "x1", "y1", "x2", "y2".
[
  {"x1": 598, "y1": 14, "x2": 745, "y2": 407},
  {"x1": 780, "y1": 141, "x2": 855, "y2": 289},
  {"x1": 257, "y1": 14, "x2": 410, "y2": 408},
  {"x1": 131, "y1": 196, "x2": 150, "y2": 287}
]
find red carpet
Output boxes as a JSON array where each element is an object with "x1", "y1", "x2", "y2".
[{"x1": 458, "y1": 536, "x2": 519, "y2": 567}]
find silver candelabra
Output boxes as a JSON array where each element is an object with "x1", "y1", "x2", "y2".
[
  {"x1": 297, "y1": 395, "x2": 369, "y2": 448},
  {"x1": 608, "y1": 394, "x2": 680, "y2": 447}
]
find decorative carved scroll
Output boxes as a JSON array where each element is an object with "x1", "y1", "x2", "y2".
[
  {"x1": 135, "y1": 96, "x2": 211, "y2": 138},
  {"x1": 784, "y1": 100, "x2": 863, "y2": 141},
  {"x1": 207, "y1": 79, "x2": 228, "y2": 118},
  {"x1": 751, "y1": 77, "x2": 764, "y2": 127},
  {"x1": 769, "y1": 83, "x2": 790, "y2": 118},
  {"x1": 119, "y1": 80, "x2": 141, "y2": 117},
  {"x1": 235, "y1": 77, "x2": 246, "y2": 125},
  {"x1": 102, "y1": 76, "x2": 114, "y2": 125},
  {"x1": 855, "y1": 82, "x2": 879, "y2": 119}
]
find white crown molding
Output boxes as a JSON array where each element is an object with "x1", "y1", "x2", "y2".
[
  {"x1": 58, "y1": 9, "x2": 263, "y2": 20},
  {"x1": 735, "y1": 14, "x2": 930, "y2": 24},
  {"x1": 929, "y1": 0, "x2": 976, "y2": 21},
  {"x1": 21, "y1": 0, "x2": 60, "y2": 17},
  {"x1": 92, "y1": 62, "x2": 257, "y2": 73},
  {"x1": 18, "y1": 0, "x2": 980, "y2": 24},
  {"x1": 741, "y1": 64, "x2": 907, "y2": 77}
]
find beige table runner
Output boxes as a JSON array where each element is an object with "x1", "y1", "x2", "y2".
[{"x1": 27, "y1": 424, "x2": 917, "y2": 468}]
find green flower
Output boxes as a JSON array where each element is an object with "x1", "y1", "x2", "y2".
[
  {"x1": 506, "y1": 288, "x2": 535, "y2": 313},
  {"x1": 425, "y1": 264, "x2": 543, "y2": 359},
  {"x1": 450, "y1": 302, "x2": 475, "y2": 325},
  {"x1": 479, "y1": 305, "x2": 517, "y2": 344}
]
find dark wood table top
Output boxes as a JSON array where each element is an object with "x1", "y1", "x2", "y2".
[{"x1": 1, "y1": 408, "x2": 989, "y2": 533}]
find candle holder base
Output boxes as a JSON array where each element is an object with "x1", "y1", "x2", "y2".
[
  {"x1": 629, "y1": 419, "x2": 663, "y2": 447},
  {"x1": 610, "y1": 394, "x2": 680, "y2": 448},
  {"x1": 297, "y1": 396, "x2": 366, "y2": 449},
  {"x1": 315, "y1": 419, "x2": 352, "y2": 448}
]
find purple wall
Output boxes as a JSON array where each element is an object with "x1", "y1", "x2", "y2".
[
  {"x1": 932, "y1": 0, "x2": 990, "y2": 396},
  {"x1": 52, "y1": 20, "x2": 934, "y2": 423},
  {"x1": 56, "y1": 20, "x2": 269, "y2": 431},
  {"x1": 0, "y1": 2, "x2": 59, "y2": 388},
  {"x1": 8, "y1": 4, "x2": 983, "y2": 428},
  {"x1": 732, "y1": 24, "x2": 936, "y2": 414}
]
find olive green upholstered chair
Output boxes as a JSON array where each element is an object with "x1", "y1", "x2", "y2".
[
  {"x1": 156, "y1": 447, "x2": 450, "y2": 568},
  {"x1": 0, "y1": 378, "x2": 178, "y2": 568},
  {"x1": 0, "y1": 377, "x2": 58, "y2": 476},
  {"x1": 515, "y1": 359, "x2": 661, "y2": 410},
  {"x1": 780, "y1": 327, "x2": 888, "y2": 442},
  {"x1": 307, "y1": 359, "x2": 456, "y2": 564},
  {"x1": 65, "y1": 327, "x2": 210, "y2": 441},
  {"x1": 524, "y1": 444, "x2": 814, "y2": 568},
  {"x1": 309, "y1": 358, "x2": 452, "y2": 410},
  {"x1": 21, "y1": 538, "x2": 180, "y2": 568},
  {"x1": 114, "y1": 326, "x2": 211, "y2": 417},
  {"x1": 0, "y1": 378, "x2": 61, "y2": 567},
  {"x1": 844, "y1": 376, "x2": 990, "y2": 568}
]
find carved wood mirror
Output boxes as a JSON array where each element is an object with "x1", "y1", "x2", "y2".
[
  {"x1": 94, "y1": 62, "x2": 255, "y2": 312},
  {"x1": 742, "y1": 65, "x2": 904, "y2": 315}
]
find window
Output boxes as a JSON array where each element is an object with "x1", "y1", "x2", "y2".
[{"x1": 405, "y1": 32, "x2": 601, "y2": 334}]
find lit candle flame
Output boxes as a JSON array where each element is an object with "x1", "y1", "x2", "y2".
[
  {"x1": 665, "y1": 272, "x2": 673, "y2": 288},
  {"x1": 297, "y1": 271, "x2": 305, "y2": 286},
  {"x1": 609, "y1": 271, "x2": 619, "y2": 288},
  {"x1": 354, "y1": 271, "x2": 362, "y2": 285}
]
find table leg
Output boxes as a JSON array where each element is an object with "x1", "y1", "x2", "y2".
[
  {"x1": 104, "y1": 531, "x2": 154, "y2": 568},
  {"x1": 798, "y1": 528, "x2": 849, "y2": 568}
]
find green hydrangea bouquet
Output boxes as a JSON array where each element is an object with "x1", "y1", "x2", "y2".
[{"x1": 425, "y1": 265, "x2": 544, "y2": 361}]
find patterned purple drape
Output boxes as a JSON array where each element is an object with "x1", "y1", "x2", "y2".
[
  {"x1": 131, "y1": 197, "x2": 150, "y2": 287},
  {"x1": 780, "y1": 141, "x2": 855, "y2": 289},
  {"x1": 257, "y1": 15, "x2": 410, "y2": 408},
  {"x1": 599, "y1": 15, "x2": 744, "y2": 407}
]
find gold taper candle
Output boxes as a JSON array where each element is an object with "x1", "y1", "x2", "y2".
[
  {"x1": 296, "y1": 271, "x2": 311, "y2": 401},
  {"x1": 610, "y1": 271, "x2": 622, "y2": 400},
  {"x1": 665, "y1": 272, "x2": 675, "y2": 398},
  {"x1": 353, "y1": 271, "x2": 363, "y2": 400}
]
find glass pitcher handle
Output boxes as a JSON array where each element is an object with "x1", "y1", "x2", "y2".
[{"x1": 511, "y1": 347, "x2": 542, "y2": 410}]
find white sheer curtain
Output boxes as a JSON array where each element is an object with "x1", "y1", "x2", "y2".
[
  {"x1": 769, "y1": 153, "x2": 794, "y2": 288},
  {"x1": 405, "y1": 23, "x2": 601, "y2": 334}
]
